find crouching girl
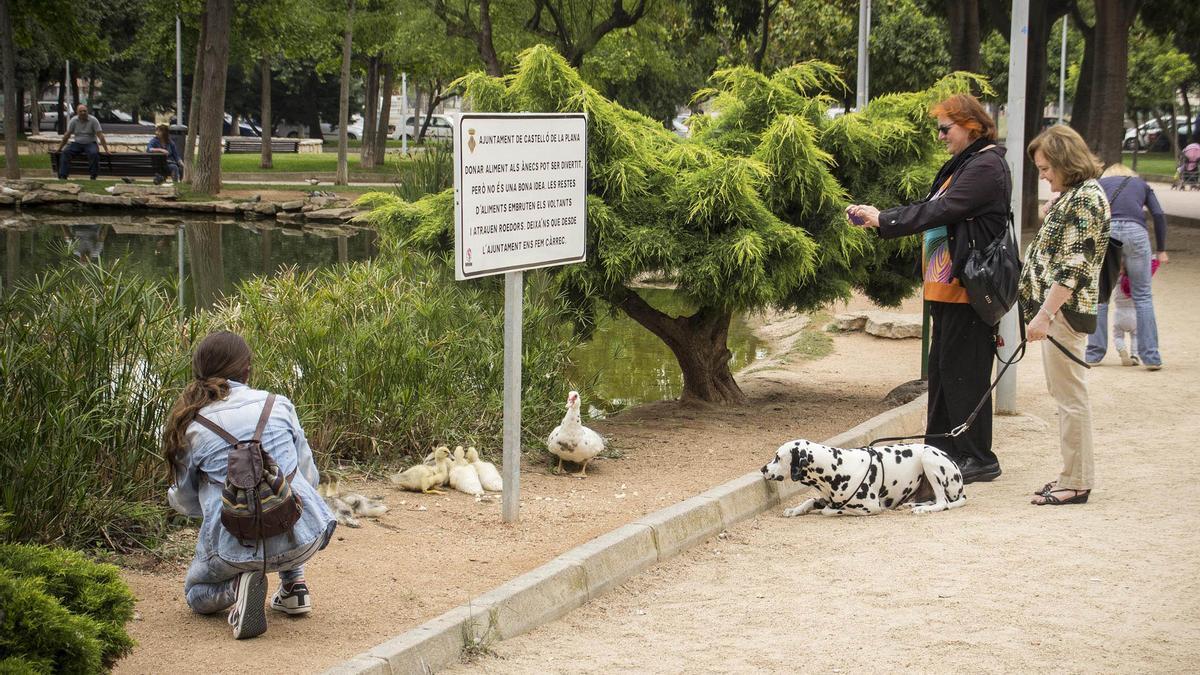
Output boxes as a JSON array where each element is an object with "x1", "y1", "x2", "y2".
[{"x1": 162, "y1": 331, "x2": 336, "y2": 639}]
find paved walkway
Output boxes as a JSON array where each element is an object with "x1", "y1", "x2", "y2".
[{"x1": 445, "y1": 226, "x2": 1200, "y2": 673}]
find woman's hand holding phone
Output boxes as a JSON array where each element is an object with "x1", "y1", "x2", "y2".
[{"x1": 846, "y1": 205, "x2": 880, "y2": 229}]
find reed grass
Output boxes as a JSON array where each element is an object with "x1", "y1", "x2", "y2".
[
  {"x1": 207, "y1": 253, "x2": 579, "y2": 467},
  {"x1": 0, "y1": 264, "x2": 190, "y2": 550}
]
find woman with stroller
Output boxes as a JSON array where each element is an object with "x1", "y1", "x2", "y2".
[{"x1": 1084, "y1": 164, "x2": 1167, "y2": 370}]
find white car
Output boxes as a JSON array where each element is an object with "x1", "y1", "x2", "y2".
[
  {"x1": 1124, "y1": 116, "x2": 1188, "y2": 151},
  {"x1": 323, "y1": 115, "x2": 365, "y2": 140},
  {"x1": 394, "y1": 114, "x2": 453, "y2": 141}
]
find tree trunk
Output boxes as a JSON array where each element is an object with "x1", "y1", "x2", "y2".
[
  {"x1": 1019, "y1": 1, "x2": 1071, "y2": 232},
  {"x1": 412, "y1": 86, "x2": 422, "y2": 141},
  {"x1": 184, "y1": 13, "x2": 207, "y2": 179},
  {"x1": 360, "y1": 55, "x2": 378, "y2": 167},
  {"x1": 1182, "y1": 85, "x2": 1194, "y2": 143},
  {"x1": 1090, "y1": 0, "x2": 1137, "y2": 166},
  {"x1": 260, "y1": 55, "x2": 272, "y2": 169},
  {"x1": 947, "y1": 0, "x2": 983, "y2": 74},
  {"x1": 478, "y1": 0, "x2": 503, "y2": 77},
  {"x1": 751, "y1": 0, "x2": 773, "y2": 72},
  {"x1": 55, "y1": 71, "x2": 66, "y2": 133},
  {"x1": 1, "y1": 0, "x2": 21, "y2": 179},
  {"x1": 336, "y1": 0, "x2": 354, "y2": 186},
  {"x1": 375, "y1": 63, "x2": 393, "y2": 161},
  {"x1": 618, "y1": 290, "x2": 747, "y2": 405},
  {"x1": 69, "y1": 72, "x2": 80, "y2": 111},
  {"x1": 16, "y1": 85, "x2": 25, "y2": 133},
  {"x1": 191, "y1": 0, "x2": 233, "y2": 195},
  {"x1": 186, "y1": 222, "x2": 224, "y2": 310},
  {"x1": 1068, "y1": 7, "x2": 1095, "y2": 140},
  {"x1": 1167, "y1": 102, "x2": 1180, "y2": 159}
]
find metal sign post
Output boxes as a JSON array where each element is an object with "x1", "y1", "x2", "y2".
[
  {"x1": 996, "y1": 0, "x2": 1029, "y2": 414},
  {"x1": 454, "y1": 113, "x2": 588, "y2": 523}
]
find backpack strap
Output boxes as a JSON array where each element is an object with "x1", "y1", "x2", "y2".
[
  {"x1": 192, "y1": 413, "x2": 239, "y2": 446},
  {"x1": 253, "y1": 394, "x2": 276, "y2": 443}
]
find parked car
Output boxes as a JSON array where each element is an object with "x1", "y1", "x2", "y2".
[
  {"x1": 1145, "y1": 119, "x2": 1195, "y2": 152},
  {"x1": 88, "y1": 106, "x2": 156, "y2": 134},
  {"x1": 394, "y1": 114, "x2": 453, "y2": 141},
  {"x1": 323, "y1": 115, "x2": 365, "y2": 140},
  {"x1": 25, "y1": 101, "x2": 67, "y2": 132},
  {"x1": 223, "y1": 113, "x2": 259, "y2": 137},
  {"x1": 671, "y1": 113, "x2": 691, "y2": 137},
  {"x1": 1123, "y1": 116, "x2": 1188, "y2": 151}
]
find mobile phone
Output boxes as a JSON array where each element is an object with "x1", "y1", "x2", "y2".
[{"x1": 846, "y1": 207, "x2": 865, "y2": 225}]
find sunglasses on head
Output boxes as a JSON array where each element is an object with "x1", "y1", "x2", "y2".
[{"x1": 937, "y1": 123, "x2": 954, "y2": 135}]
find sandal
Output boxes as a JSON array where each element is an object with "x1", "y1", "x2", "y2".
[
  {"x1": 1033, "y1": 480, "x2": 1057, "y2": 496},
  {"x1": 1031, "y1": 488, "x2": 1090, "y2": 506}
]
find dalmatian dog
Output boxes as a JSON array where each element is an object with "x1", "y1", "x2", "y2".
[{"x1": 760, "y1": 439, "x2": 966, "y2": 516}]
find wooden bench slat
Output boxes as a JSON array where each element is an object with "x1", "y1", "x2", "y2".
[
  {"x1": 223, "y1": 139, "x2": 301, "y2": 153},
  {"x1": 49, "y1": 151, "x2": 170, "y2": 178}
]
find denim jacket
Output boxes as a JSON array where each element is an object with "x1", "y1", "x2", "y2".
[{"x1": 167, "y1": 382, "x2": 335, "y2": 586}]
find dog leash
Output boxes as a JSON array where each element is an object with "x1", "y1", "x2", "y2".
[{"x1": 868, "y1": 317, "x2": 1090, "y2": 447}]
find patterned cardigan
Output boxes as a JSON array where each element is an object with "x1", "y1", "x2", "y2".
[{"x1": 1018, "y1": 178, "x2": 1111, "y2": 334}]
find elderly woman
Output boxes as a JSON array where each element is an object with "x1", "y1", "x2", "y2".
[
  {"x1": 1021, "y1": 125, "x2": 1110, "y2": 506},
  {"x1": 147, "y1": 124, "x2": 183, "y2": 184},
  {"x1": 848, "y1": 94, "x2": 1011, "y2": 484}
]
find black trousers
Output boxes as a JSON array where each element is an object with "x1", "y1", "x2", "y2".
[{"x1": 925, "y1": 301, "x2": 997, "y2": 465}]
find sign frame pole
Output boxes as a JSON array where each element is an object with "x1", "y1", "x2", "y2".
[{"x1": 501, "y1": 270, "x2": 523, "y2": 523}]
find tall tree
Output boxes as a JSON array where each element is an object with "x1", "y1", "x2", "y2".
[
  {"x1": 1, "y1": 0, "x2": 19, "y2": 179},
  {"x1": 365, "y1": 46, "x2": 980, "y2": 403},
  {"x1": 336, "y1": 0, "x2": 355, "y2": 185},
  {"x1": 524, "y1": 0, "x2": 652, "y2": 67},
  {"x1": 183, "y1": 14, "x2": 206, "y2": 177},
  {"x1": 191, "y1": 0, "x2": 233, "y2": 195},
  {"x1": 1069, "y1": 0, "x2": 1140, "y2": 165},
  {"x1": 260, "y1": 55, "x2": 273, "y2": 168},
  {"x1": 429, "y1": 0, "x2": 505, "y2": 76}
]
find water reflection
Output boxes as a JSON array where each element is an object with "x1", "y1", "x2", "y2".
[
  {"x1": 0, "y1": 212, "x2": 375, "y2": 309},
  {"x1": 565, "y1": 287, "x2": 763, "y2": 413}
]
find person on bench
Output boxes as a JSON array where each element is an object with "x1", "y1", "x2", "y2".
[
  {"x1": 147, "y1": 124, "x2": 183, "y2": 184},
  {"x1": 56, "y1": 104, "x2": 111, "y2": 180}
]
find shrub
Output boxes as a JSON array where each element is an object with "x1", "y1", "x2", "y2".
[
  {"x1": 393, "y1": 144, "x2": 453, "y2": 202},
  {"x1": 0, "y1": 265, "x2": 190, "y2": 550},
  {"x1": 205, "y1": 253, "x2": 581, "y2": 465},
  {"x1": 0, "y1": 543, "x2": 136, "y2": 673}
]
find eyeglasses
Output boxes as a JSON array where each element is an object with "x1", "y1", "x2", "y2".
[{"x1": 937, "y1": 124, "x2": 954, "y2": 136}]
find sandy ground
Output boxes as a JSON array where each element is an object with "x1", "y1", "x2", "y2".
[
  {"x1": 442, "y1": 226, "x2": 1200, "y2": 674},
  {"x1": 114, "y1": 225, "x2": 1199, "y2": 674}
]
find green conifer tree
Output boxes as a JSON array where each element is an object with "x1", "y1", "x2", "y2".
[{"x1": 362, "y1": 46, "x2": 986, "y2": 404}]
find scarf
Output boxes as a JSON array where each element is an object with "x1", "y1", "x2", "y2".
[{"x1": 921, "y1": 137, "x2": 992, "y2": 303}]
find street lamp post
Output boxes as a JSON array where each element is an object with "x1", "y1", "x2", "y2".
[{"x1": 856, "y1": 0, "x2": 871, "y2": 111}]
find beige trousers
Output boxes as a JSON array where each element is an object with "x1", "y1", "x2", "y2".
[{"x1": 1040, "y1": 318, "x2": 1094, "y2": 490}]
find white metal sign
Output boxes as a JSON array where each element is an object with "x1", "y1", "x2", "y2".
[{"x1": 454, "y1": 113, "x2": 588, "y2": 280}]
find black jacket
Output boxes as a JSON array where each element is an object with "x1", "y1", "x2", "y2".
[{"x1": 877, "y1": 144, "x2": 1012, "y2": 283}]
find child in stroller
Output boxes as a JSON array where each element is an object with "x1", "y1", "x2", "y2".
[{"x1": 1174, "y1": 142, "x2": 1200, "y2": 190}]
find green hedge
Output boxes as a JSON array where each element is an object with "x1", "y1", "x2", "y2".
[{"x1": 0, "y1": 544, "x2": 136, "y2": 673}]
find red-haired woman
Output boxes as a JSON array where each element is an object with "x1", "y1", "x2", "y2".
[{"x1": 848, "y1": 94, "x2": 1012, "y2": 484}]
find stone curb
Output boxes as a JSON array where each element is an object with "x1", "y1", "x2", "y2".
[{"x1": 322, "y1": 393, "x2": 929, "y2": 675}]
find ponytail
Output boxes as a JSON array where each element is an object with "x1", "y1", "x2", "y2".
[{"x1": 162, "y1": 377, "x2": 230, "y2": 482}]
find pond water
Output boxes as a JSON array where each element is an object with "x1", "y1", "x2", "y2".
[{"x1": 0, "y1": 212, "x2": 762, "y2": 408}]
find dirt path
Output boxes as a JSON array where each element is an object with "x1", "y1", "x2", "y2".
[
  {"x1": 114, "y1": 273, "x2": 926, "y2": 673},
  {"x1": 442, "y1": 226, "x2": 1200, "y2": 674}
]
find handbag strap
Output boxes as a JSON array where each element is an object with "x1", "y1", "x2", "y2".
[{"x1": 1109, "y1": 176, "x2": 1133, "y2": 203}]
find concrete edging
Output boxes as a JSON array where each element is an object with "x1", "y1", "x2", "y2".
[{"x1": 322, "y1": 393, "x2": 930, "y2": 675}]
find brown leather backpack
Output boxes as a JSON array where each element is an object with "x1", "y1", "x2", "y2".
[{"x1": 194, "y1": 394, "x2": 303, "y2": 543}]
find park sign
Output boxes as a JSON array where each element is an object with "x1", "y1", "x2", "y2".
[{"x1": 453, "y1": 113, "x2": 588, "y2": 280}]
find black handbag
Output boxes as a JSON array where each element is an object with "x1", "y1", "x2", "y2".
[
  {"x1": 961, "y1": 214, "x2": 1021, "y2": 327},
  {"x1": 1098, "y1": 236, "x2": 1123, "y2": 301}
]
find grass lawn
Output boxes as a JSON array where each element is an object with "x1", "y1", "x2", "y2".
[{"x1": 1121, "y1": 152, "x2": 1178, "y2": 178}]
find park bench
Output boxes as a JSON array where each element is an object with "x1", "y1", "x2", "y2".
[
  {"x1": 223, "y1": 138, "x2": 302, "y2": 154},
  {"x1": 49, "y1": 151, "x2": 169, "y2": 179}
]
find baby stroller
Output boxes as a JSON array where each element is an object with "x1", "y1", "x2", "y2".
[{"x1": 1174, "y1": 142, "x2": 1200, "y2": 190}]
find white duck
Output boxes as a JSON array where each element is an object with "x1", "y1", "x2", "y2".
[
  {"x1": 466, "y1": 446, "x2": 503, "y2": 492},
  {"x1": 546, "y1": 390, "x2": 605, "y2": 477},
  {"x1": 448, "y1": 445, "x2": 484, "y2": 497}
]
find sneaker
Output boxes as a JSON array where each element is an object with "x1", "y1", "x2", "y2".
[
  {"x1": 1117, "y1": 348, "x2": 1133, "y2": 366},
  {"x1": 271, "y1": 580, "x2": 312, "y2": 616},
  {"x1": 1145, "y1": 362, "x2": 1162, "y2": 371},
  {"x1": 227, "y1": 571, "x2": 268, "y2": 639}
]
